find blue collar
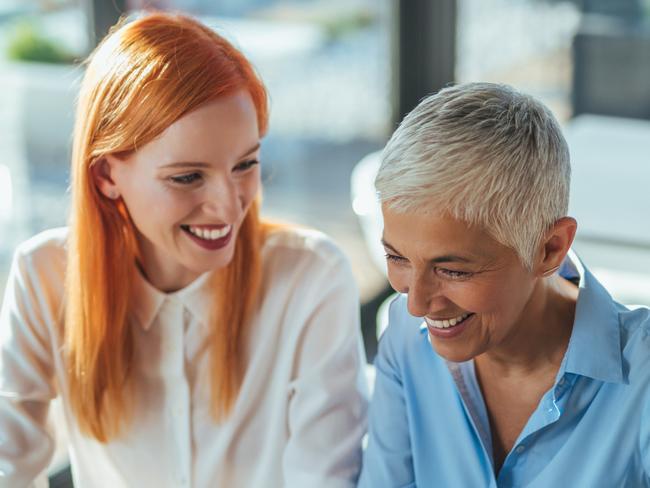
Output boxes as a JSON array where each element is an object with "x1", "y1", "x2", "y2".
[
  {"x1": 418, "y1": 250, "x2": 626, "y2": 385},
  {"x1": 559, "y1": 250, "x2": 625, "y2": 384}
]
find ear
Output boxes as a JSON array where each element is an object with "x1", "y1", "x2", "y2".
[
  {"x1": 535, "y1": 217, "x2": 577, "y2": 278},
  {"x1": 91, "y1": 156, "x2": 121, "y2": 200}
]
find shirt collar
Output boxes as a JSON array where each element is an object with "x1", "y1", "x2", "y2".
[
  {"x1": 559, "y1": 250, "x2": 625, "y2": 384},
  {"x1": 130, "y1": 268, "x2": 214, "y2": 331},
  {"x1": 417, "y1": 250, "x2": 626, "y2": 385}
]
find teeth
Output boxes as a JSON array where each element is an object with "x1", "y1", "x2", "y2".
[
  {"x1": 426, "y1": 313, "x2": 470, "y2": 329},
  {"x1": 187, "y1": 225, "x2": 231, "y2": 240}
]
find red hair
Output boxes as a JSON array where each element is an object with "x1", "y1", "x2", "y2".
[{"x1": 66, "y1": 12, "x2": 269, "y2": 441}]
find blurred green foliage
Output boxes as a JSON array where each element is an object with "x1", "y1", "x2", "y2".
[
  {"x1": 322, "y1": 10, "x2": 375, "y2": 41},
  {"x1": 7, "y1": 21, "x2": 74, "y2": 64}
]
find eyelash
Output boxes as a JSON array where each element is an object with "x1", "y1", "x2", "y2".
[
  {"x1": 385, "y1": 253, "x2": 405, "y2": 264},
  {"x1": 234, "y1": 159, "x2": 259, "y2": 172},
  {"x1": 437, "y1": 268, "x2": 473, "y2": 280},
  {"x1": 384, "y1": 253, "x2": 473, "y2": 280},
  {"x1": 169, "y1": 173, "x2": 202, "y2": 185},
  {"x1": 168, "y1": 160, "x2": 260, "y2": 185}
]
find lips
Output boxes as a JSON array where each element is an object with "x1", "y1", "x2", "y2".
[
  {"x1": 425, "y1": 313, "x2": 472, "y2": 329},
  {"x1": 425, "y1": 313, "x2": 475, "y2": 339},
  {"x1": 180, "y1": 224, "x2": 232, "y2": 251}
]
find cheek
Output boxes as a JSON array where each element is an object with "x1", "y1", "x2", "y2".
[
  {"x1": 122, "y1": 186, "x2": 160, "y2": 223},
  {"x1": 386, "y1": 265, "x2": 409, "y2": 293},
  {"x1": 111, "y1": 160, "x2": 199, "y2": 235},
  {"x1": 115, "y1": 168, "x2": 161, "y2": 214},
  {"x1": 241, "y1": 171, "x2": 261, "y2": 207},
  {"x1": 123, "y1": 184, "x2": 197, "y2": 231},
  {"x1": 443, "y1": 282, "x2": 504, "y2": 314},
  {"x1": 451, "y1": 277, "x2": 531, "y2": 322}
]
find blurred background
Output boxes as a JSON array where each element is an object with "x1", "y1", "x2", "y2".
[{"x1": 0, "y1": 1, "x2": 649, "y2": 483}]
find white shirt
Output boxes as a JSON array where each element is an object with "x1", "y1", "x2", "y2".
[{"x1": 0, "y1": 227, "x2": 369, "y2": 488}]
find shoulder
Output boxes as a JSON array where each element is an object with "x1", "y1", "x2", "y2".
[
  {"x1": 618, "y1": 304, "x2": 650, "y2": 371},
  {"x1": 258, "y1": 226, "x2": 358, "y2": 318},
  {"x1": 622, "y1": 307, "x2": 650, "y2": 444},
  {"x1": 4, "y1": 228, "x2": 68, "y2": 328},
  {"x1": 256, "y1": 227, "x2": 361, "y2": 346},
  {"x1": 611, "y1": 304, "x2": 650, "y2": 420},
  {"x1": 619, "y1": 303, "x2": 650, "y2": 328},
  {"x1": 263, "y1": 226, "x2": 348, "y2": 266},
  {"x1": 12, "y1": 227, "x2": 68, "y2": 275}
]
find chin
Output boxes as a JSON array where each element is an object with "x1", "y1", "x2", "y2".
[
  {"x1": 174, "y1": 225, "x2": 240, "y2": 276},
  {"x1": 184, "y1": 256, "x2": 231, "y2": 276},
  {"x1": 429, "y1": 340, "x2": 477, "y2": 363}
]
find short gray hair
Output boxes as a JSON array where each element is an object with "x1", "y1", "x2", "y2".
[{"x1": 376, "y1": 82, "x2": 571, "y2": 269}]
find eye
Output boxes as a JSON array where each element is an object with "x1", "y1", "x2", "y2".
[
  {"x1": 233, "y1": 159, "x2": 259, "y2": 172},
  {"x1": 385, "y1": 253, "x2": 407, "y2": 264},
  {"x1": 169, "y1": 172, "x2": 202, "y2": 185},
  {"x1": 435, "y1": 267, "x2": 473, "y2": 280}
]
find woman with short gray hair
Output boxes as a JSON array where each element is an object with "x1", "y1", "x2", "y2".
[{"x1": 359, "y1": 82, "x2": 650, "y2": 487}]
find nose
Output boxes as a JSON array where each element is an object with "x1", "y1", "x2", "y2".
[
  {"x1": 405, "y1": 270, "x2": 441, "y2": 318},
  {"x1": 201, "y1": 175, "x2": 242, "y2": 222}
]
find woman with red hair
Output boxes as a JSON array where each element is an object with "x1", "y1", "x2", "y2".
[{"x1": 0, "y1": 12, "x2": 367, "y2": 487}]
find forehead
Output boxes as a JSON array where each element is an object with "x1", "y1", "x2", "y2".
[
  {"x1": 381, "y1": 204, "x2": 505, "y2": 263},
  {"x1": 134, "y1": 90, "x2": 259, "y2": 166}
]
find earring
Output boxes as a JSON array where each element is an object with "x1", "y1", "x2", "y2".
[
  {"x1": 108, "y1": 190, "x2": 118, "y2": 200},
  {"x1": 542, "y1": 265, "x2": 560, "y2": 277}
]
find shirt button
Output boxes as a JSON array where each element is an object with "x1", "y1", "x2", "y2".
[
  {"x1": 558, "y1": 377, "x2": 566, "y2": 386},
  {"x1": 515, "y1": 445, "x2": 526, "y2": 454}
]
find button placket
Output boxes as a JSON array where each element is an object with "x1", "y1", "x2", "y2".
[
  {"x1": 173, "y1": 383, "x2": 192, "y2": 487},
  {"x1": 162, "y1": 298, "x2": 192, "y2": 487},
  {"x1": 159, "y1": 298, "x2": 184, "y2": 377}
]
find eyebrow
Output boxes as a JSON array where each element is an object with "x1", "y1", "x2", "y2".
[
  {"x1": 381, "y1": 238, "x2": 474, "y2": 264},
  {"x1": 160, "y1": 142, "x2": 261, "y2": 169}
]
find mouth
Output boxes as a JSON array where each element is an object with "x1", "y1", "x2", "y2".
[
  {"x1": 424, "y1": 312, "x2": 475, "y2": 339},
  {"x1": 425, "y1": 312, "x2": 474, "y2": 329},
  {"x1": 180, "y1": 224, "x2": 233, "y2": 251}
]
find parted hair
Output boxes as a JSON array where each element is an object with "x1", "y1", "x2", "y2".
[{"x1": 376, "y1": 82, "x2": 571, "y2": 268}]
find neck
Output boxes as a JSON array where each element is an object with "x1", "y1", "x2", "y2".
[
  {"x1": 137, "y1": 237, "x2": 199, "y2": 293},
  {"x1": 476, "y1": 275, "x2": 579, "y2": 376}
]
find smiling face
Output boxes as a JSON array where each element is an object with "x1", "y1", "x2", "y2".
[
  {"x1": 95, "y1": 90, "x2": 261, "y2": 291},
  {"x1": 382, "y1": 205, "x2": 540, "y2": 362}
]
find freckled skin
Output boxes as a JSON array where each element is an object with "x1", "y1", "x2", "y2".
[{"x1": 97, "y1": 90, "x2": 261, "y2": 292}]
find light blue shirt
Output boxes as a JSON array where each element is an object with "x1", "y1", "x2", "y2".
[{"x1": 359, "y1": 253, "x2": 650, "y2": 487}]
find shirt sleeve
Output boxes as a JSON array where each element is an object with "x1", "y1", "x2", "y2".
[
  {"x1": 358, "y1": 299, "x2": 415, "y2": 488},
  {"x1": 0, "y1": 249, "x2": 58, "y2": 488},
  {"x1": 282, "y1": 248, "x2": 369, "y2": 488}
]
